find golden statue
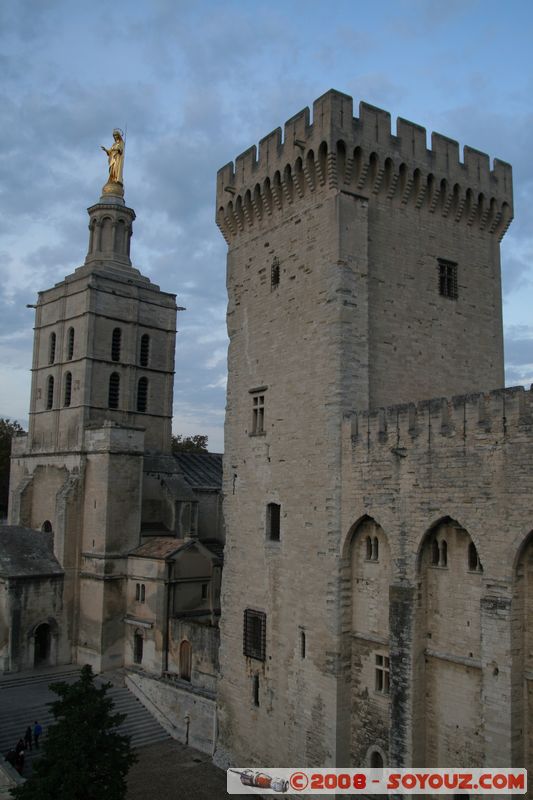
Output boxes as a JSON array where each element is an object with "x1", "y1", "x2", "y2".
[{"x1": 101, "y1": 129, "x2": 125, "y2": 194}]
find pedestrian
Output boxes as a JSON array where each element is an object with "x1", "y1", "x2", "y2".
[
  {"x1": 24, "y1": 725, "x2": 32, "y2": 751},
  {"x1": 33, "y1": 720, "x2": 42, "y2": 749},
  {"x1": 15, "y1": 739, "x2": 25, "y2": 775},
  {"x1": 5, "y1": 749, "x2": 16, "y2": 767}
]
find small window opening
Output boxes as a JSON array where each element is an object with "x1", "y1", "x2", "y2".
[
  {"x1": 372, "y1": 536, "x2": 379, "y2": 561},
  {"x1": 67, "y1": 327, "x2": 74, "y2": 360},
  {"x1": 468, "y1": 542, "x2": 483, "y2": 572},
  {"x1": 140, "y1": 584, "x2": 145, "y2": 602},
  {"x1": 438, "y1": 259, "x2": 458, "y2": 299},
  {"x1": 440, "y1": 540, "x2": 448, "y2": 567},
  {"x1": 41, "y1": 521, "x2": 53, "y2": 534},
  {"x1": 267, "y1": 503, "x2": 281, "y2": 541},
  {"x1": 431, "y1": 539, "x2": 440, "y2": 565},
  {"x1": 111, "y1": 327, "x2": 122, "y2": 362},
  {"x1": 108, "y1": 372, "x2": 120, "y2": 409},
  {"x1": 135, "y1": 583, "x2": 140, "y2": 601},
  {"x1": 179, "y1": 640, "x2": 192, "y2": 681},
  {"x1": 140, "y1": 334, "x2": 150, "y2": 367},
  {"x1": 201, "y1": 583, "x2": 208, "y2": 599},
  {"x1": 365, "y1": 536, "x2": 372, "y2": 560},
  {"x1": 375, "y1": 654, "x2": 390, "y2": 694},
  {"x1": 300, "y1": 630, "x2": 306, "y2": 659},
  {"x1": 271, "y1": 257, "x2": 280, "y2": 289},
  {"x1": 243, "y1": 609, "x2": 266, "y2": 661},
  {"x1": 370, "y1": 750, "x2": 384, "y2": 769},
  {"x1": 46, "y1": 376, "x2": 54, "y2": 410},
  {"x1": 133, "y1": 632, "x2": 143, "y2": 664},
  {"x1": 64, "y1": 372, "x2": 72, "y2": 407},
  {"x1": 137, "y1": 377, "x2": 148, "y2": 413},
  {"x1": 252, "y1": 674, "x2": 260, "y2": 707},
  {"x1": 251, "y1": 394, "x2": 265, "y2": 434},
  {"x1": 49, "y1": 332, "x2": 56, "y2": 365}
]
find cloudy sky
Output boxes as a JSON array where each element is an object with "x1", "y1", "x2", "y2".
[{"x1": 1, "y1": 0, "x2": 532, "y2": 452}]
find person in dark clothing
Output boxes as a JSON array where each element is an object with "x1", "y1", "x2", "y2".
[
  {"x1": 5, "y1": 749, "x2": 16, "y2": 767},
  {"x1": 33, "y1": 721, "x2": 42, "y2": 749},
  {"x1": 24, "y1": 725, "x2": 32, "y2": 751},
  {"x1": 15, "y1": 740, "x2": 25, "y2": 774}
]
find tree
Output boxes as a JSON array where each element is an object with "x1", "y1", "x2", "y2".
[
  {"x1": 0, "y1": 418, "x2": 24, "y2": 516},
  {"x1": 11, "y1": 665, "x2": 137, "y2": 800},
  {"x1": 171, "y1": 433, "x2": 208, "y2": 453}
]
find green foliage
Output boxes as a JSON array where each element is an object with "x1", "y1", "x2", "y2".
[
  {"x1": 171, "y1": 433, "x2": 208, "y2": 453},
  {"x1": 11, "y1": 665, "x2": 137, "y2": 800},
  {"x1": 0, "y1": 418, "x2": 24, "y2": 514}
]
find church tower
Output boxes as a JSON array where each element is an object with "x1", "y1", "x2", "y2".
[
  {"x1": 215, "y1": 91, "x2": 513, "y2": 768},
  {"x1": 8, "y1": 134, "x2": 178, "y2": 671}
]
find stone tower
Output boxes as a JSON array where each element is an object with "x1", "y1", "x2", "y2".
[
  {"x1": 8, "y1": 173, "x2": 177, "y2": 671},
  {"x1": 214, "y1": 90, "x2": 514, "y2": 768}
]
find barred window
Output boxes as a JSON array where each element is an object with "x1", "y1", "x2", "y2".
[
  {"x1": 64, "y1": 372, "x2": 72, "y2": 407},
  {"x1": 438, "y1": 259, "x2": 458, "y2": 299},
  {"x1": 67, "y1": 327, "x2": 75, "y2": 360},
  {"x1": 49, "y1": 332, "x2": 56, "y2": 365},
  {"x1": 46, "y1": 375, "x2": 54, "y2": 410},
  {"x1": 111, "y1": 327, "x2": 122, "y2": 362},
  {"x1": 108, "y1": 372, "x2": 120, "y2": 409},
  {"x1": 140, "y1": 334, "x2": 150, "y2": 367},
  {"x1": 137, "y1": 377, "x2": 148, "y2": 413},
  {"x1": 243, "y1": 609, "x2": 266, "y2": 661},
  {"x1": 252, "y1": 394, "x2": 265, "y2": 434}
]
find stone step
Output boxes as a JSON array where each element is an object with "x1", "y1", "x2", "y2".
[{"x1": 0, "y1": 667, "x2": 82, "y2": 690}]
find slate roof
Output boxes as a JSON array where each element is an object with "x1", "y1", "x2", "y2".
[
  {"x1": 0, "y1": 526, "x2": 64, "y2": 578},
  {"x1": 173, "y1": 452, "x2": 222, "y2": 490}
]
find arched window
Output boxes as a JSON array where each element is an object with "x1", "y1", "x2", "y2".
[
  {"x1": 48, "y1": 332, "x2": 56, "y2": 365},
  {"x1": 111, "y1": 328, "x2": 122, "y2": 362},
  {"x1": 468, "y1": 541, "x2": 482, "y2": 572},
  {"x1": 370, "y1": 750, "x2": 384, "y2": 769},
  {"x1": 41, "y1": 521, "x2": 53, "y2": 533},
  {"x1": 440, "y1": 540, "x2": 448, "y2": 567},
  {"x1": 179, "y1": 640, "x2": 192, "y2": 681},
  {"x1": 46, "y1": 376, "x2": 54, "y2": 410},
  {"x1": 372, "y1": 536, "x2": 379, "y2": 561},
  {"x1": 136, "y1": 377, "x2": 148, "y2": 413},
  {"x1": 108, "y1": 372, "x2": 120, "y2": 409},
  {"x1": 133, "y1": 631, "x2": 143, "y2": 664},
  {"x1": 67, "y1": 327, "x2": 75, "y2": 360},
  {"x1": 140, "y1": 334, "x2": 150, "y2": 367},
  {"x1": 431, "y1": 539, "x2": 440, "y2": 565},
  {"x1": 64, "y1": 372, "x2": 72, "y2": 407},
  {"x1": 365, "y1": 536, "x2": 372, "y2": 560}
]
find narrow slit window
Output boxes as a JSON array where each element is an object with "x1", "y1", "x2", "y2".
[
  {"x1": 252, "y1": 674, "x2": 260, "y2": 706},
  {"x1": 140, "y1": 334, "x2": 150, "y2": 367},
  {"x1": 108, "y1": 372, "x2": 120, "y2": 409},
  {"x1": 111, "y1": 327, "x2": 122, "y2": 362},
  {"x1": 271, "y1": 257, "x2": 280, "y2": 289},
  {"x1": 137, "y1": 377, "x2": 148, "y2": 413},
  {"x1": 179, "y1": 640, "x2": 192, "y2": 681},
  {"x1": 300, "y1": 630, "x2": 306, "y2": 659},
  {"x1": 135, "y1": 583, "x2": 140, "y2": 601},
  {"x1": 365, "y1": 536, "x2": 372, "y2": 560},
  {"x1": 440, "y1": 539, "x2": 448, "y2": 567},
  {"x1": 49, "y1": 332, "x2": 56, "y2": 365},
  {"x1": 133, "y1": 632, "x2": 143, "y2": 664},
  {"x1": 67, "y1": 327, "x2": 75, "y2": 360},
  {"x1": 431, "y1": 539, "x2": 440, "y2": 565},
  {"x1": 64, "y1": 372, "x2": 72, "y2": 407},
  {"x1": 438, "y1": 259, "x2": 458, "y2": 299},
  {"x1": 46, "y1": 376, "x2": 54, "y2": 410},
  {"x1": 372, "y1": 536, "x2": 379, "y2": 561},
  {"x1": 267, "y1": 503, "x2": 281, "y2": 541}
]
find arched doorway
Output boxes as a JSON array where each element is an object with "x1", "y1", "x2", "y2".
[
  {"x1": 179, "y1": 640, "x2": 192, "y2": 681},
  {"x1": 34, "y1": 623, "x2": 51, "y2": 666}
]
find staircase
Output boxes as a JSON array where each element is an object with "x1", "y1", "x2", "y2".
[{"x1": 0, "y1": 666, "x2": 170, "y2": 774}]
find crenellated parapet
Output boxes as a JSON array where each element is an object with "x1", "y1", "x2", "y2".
[
  {"x1": 346, "y1": 386, "x2": 533, "y2": 452},
  {"x1": 216, "y1": 89, "x2": 513, "y2": 244}
]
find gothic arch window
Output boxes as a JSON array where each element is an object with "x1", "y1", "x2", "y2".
[
  {"x1": 140, "y1": 334, "x2": 150, "y2": 367},
  {"x1": 372, "y1": 536, "x2": 379, "y2": 561},
  {"x1": 48, "y1": 332, "x2": 56, "y2": 365},
  {"x1": 111, "y1": 328, "x2": 122, "y2": 362},
  {"x1": 41, "y1": 520, "x2": 52, "y2": 533},
  {"x1": 67, "y1": 327, "x2": 75, "y2": 360},
  {"x1": 46, "y1": 375, "x2": 54, "y2": 409},
  {"x1": 370, "y1": 750, "x2": 384, "y2": 768},
  {"x1": 137, "y1": 377, "x2": 148, "y2": 413},
  {"x1": 366, "y1": 536, "x2": 372, "y2": 560},
  {"x1": 108, "y1": 372, "x2": 120, "y2": 409},
  {"x1": 440, "y1": 539, "x2": 448, "y2": 567},
  {"x1": 431, "y1": 538, "x2": 440, "y2": 565},
  {"x1": 179, "y1": 640, "x2": 192, "y2": 681},
  {"x1": 64, "y1": 372, "x2": 72, "y2": 407}
]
